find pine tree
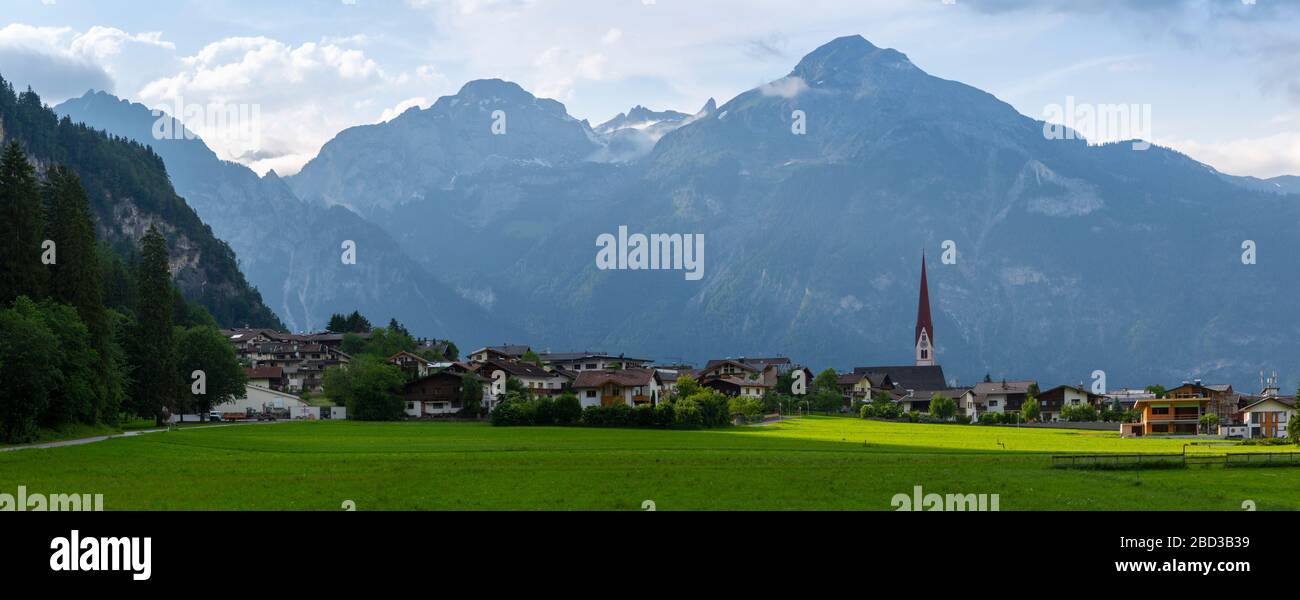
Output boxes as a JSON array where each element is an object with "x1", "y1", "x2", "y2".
[
  {"x1": 129, "y1": 225, "x2": 177, "y2": 424},
  {"x1": 0, "y1": 141, "x2": 46, "y2": 305},
  {"x1": 43, "y1": 165, "x2": 108, "y2": 349}
]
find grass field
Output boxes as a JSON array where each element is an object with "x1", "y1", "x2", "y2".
[{"x1": 1, "y1": 416, "x2": 1297, "y2": 510}]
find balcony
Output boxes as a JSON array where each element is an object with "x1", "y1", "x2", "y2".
[{"x1": 1147, "y1": 412, "x2": 1201, "y2": 422}]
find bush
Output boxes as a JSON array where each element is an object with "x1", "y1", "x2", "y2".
[
  {"x1": 811, "y1": 389, "x2": 843, "y2": 414},
  {"x1": 1021, "y1": 397, "x2": 1041, "y2": 423},
  {"x1": 674, "y1": 398, "x2": 703, "y2": 428},
  {"x1": 929, "y1": 395, "x2": 958, "y2": 421},
  {"x1": 729, "y1": 396, "x2": 763, "y2": 422},
  {"x1": 581, "y1": 405, "x2": 605, "y2": 427},
  {"x1": 1062, "y1": 403, "x2": 1100, "y2": 422},
  {"x1": 654, "y1": 402, "x2": 676, "y2": 427},
  {"x1": 693, "y1": 391, "x2": 731, "y2": 427},
  {"x1": 532, "y1": 397, "x2": 556, "y2": 426},
  {"x1": 634, "y1": 404, "x2": 656, "y2": 427},
  {"x1": 553, "y1": 393, "x2": 583, "y2": 425},
  {"x1": 578, "y1": 403, "x2": 636, "y2": 427},
  {"x1": 491, "y1": 401, "x2": 525, "y2": 426}
]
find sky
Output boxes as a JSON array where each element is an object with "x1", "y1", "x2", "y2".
[{"x1": 2, "y1": 0, "x2": 1299, "y2": 179}]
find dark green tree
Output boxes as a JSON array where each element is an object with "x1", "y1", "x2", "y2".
[
  {"x1": 128, "y1": 225, "x2": 177, "y2": 424},
  {"x1": 459, "y1": 374, "x2": 484, "y2": 417},
  {"x1": 0, "y1": 141, "x2": 46, "y2": 304},
  {"x1": 327, "y1": 311, "x2": 372, "y2": 333},
  {"x1": 813, "y1": 368, "x2": 840, "y2": 395},
  {"x1": 175, "y1": 325, "x2": 247, "y2": 421},
  {"x1": 44, "y1": 166, "x2": 108, "y2": 350},
  {"x1": 387, "y1": 318, "x2": 410, "y2": 338},
  {"x1": 36, "y1": 300, "x2": 112, "y2": 427},
  {"x1": 0, "y1": 297, "x2": 60, "y2": 442},
  {"x1": 321, "y1": 356, "x2": 405, "y2": 420}
]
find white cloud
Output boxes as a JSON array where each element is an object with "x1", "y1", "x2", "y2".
[
  {"x1": 0, "y1": 24, "x2": 113, "y2": 100},
  {"x1": 529, "y1": 46, "x2": 609, "y2": 101},
  {"x1": 378, "y1": 96, "x2": 430, "y2": 123},
  {"x1": 759, "y1": 76, "x2": 809, "y2": 99},
  {"x1": 601, "y1": 28, "x2": 623, "y2": 45},
  {"x1": 1161, "y1": 132, "x2": 1300, "y2": 180},
  {"x1": 135, "y1": 36, "x2": 438, "y2": 175}
]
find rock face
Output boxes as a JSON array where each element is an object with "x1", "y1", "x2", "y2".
[
  {"x1": 56, "y1": 91, "x2": 516, "y2": 343},
  {"x1": 69, "y1": 35, "x2": 1300, "y2": 390}
]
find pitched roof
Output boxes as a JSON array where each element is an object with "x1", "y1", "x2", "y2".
[
  {"x1": 970, "y1": 380, "x2": 1037, "y2": 397},
  {"x1": 700, "y1": 359, "x2": 761, "y2": 374},
  {"x1": 1038, "y1": 384, "x2": 1104, "y2": 401},
  {"x1": 854, "y1": 365, "x2": 947, "y2": 392},
  {"x1": 837, "y1": 372, "x2": 867, "y2": 386},
  {"x1": 244, "y1": 366, "x2": 283, "y2": 379},
  {"x1": 572, "y1": 369, "x2": 659, "y2": 388},
  {"x1": 656, "y1": 370, "x2": 681, "y2": 383},
  {"x1": 1239, "y1": 396, "x2": 1297, "y2": 412},
  {"x1": 480, "y1": 359, "x2": 554, "y2": 379},
  {"x1": 473, "y1": 345, "x2": 531, "y2": 358}
]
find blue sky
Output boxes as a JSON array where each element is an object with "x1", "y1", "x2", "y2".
[{"x1": 3, "y1": 0, "x2": 1298, "y2": 178}]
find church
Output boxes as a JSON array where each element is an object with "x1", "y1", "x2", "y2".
[{"x1": 850, "y1": 254, "x2": 960, "y2": 412}]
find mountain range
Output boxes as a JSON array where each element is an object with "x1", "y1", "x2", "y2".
[
  {"x1": 56, "y1": 91, "x2": 517, "y2": 343},
  {"x1": 54, "y1": 35, "x2": 1300, "y2": 391}
]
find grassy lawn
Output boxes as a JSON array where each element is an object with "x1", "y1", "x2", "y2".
[{"x1": 0, "y1": 416, "x2": 1296, "y2": 510}]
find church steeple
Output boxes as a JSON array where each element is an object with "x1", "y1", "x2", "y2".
[{"x1": 915, "y1": 253, "x2": 935, "y2": 367}]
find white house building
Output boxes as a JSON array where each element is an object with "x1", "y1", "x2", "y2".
[
  {"x1": 571, "y1": 369, "x2": 663, "y2": 408},
  {"x1": 1240, "y1": 396, "x2": 1295, "y2": 439}
]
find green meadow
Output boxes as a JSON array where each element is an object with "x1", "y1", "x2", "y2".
[{"x1": 1, "y1": 417, "x2": 1297, "y2": 510}]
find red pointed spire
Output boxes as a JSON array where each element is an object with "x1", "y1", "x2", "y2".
[{"x1": 916, "y1": 252, "x2": 933, "y2": 347}]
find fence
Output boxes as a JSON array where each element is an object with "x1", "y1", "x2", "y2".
[{"x1": 1052, "y1": 452, "x2": 1300, "y2": 470}]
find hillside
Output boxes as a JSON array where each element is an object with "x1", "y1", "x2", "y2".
[{"x1": 0, "y1": 74, "x2": 282, "y2": 328}]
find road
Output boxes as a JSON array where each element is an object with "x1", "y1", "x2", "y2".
[{"x1": 0, "y1": 421, "x2": 287, "y2": 453}]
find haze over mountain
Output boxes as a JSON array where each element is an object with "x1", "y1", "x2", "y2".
[
  {"x1": 279, "y1": 35, "x2": 1299, "y2": 391},
  {"x1": 56, "y1": 91, "x2": 518, "y2": 343}
]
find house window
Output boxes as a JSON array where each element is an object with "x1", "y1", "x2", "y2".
[
  {"x1": 585, "y1": 390, "x2": 596, "y2": 398},
  {"x1": 1152, "y1": 407, "x2": 1169, "y2": 415},
  {"x1": 989, "y1": 400, "x2": 999, "y2": 407}
]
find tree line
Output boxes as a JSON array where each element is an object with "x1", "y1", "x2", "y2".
[{"x1": 0, "y1": 141, "x2": 245, "y2": 443}]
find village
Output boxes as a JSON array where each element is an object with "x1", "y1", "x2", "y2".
[{"x1": 214, "y1": 256, "x2": 1297, "y2": 441}]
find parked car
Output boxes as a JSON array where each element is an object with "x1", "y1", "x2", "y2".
[{"x1": 208, "y1": 411, "x2": 223, "y2": 422}]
